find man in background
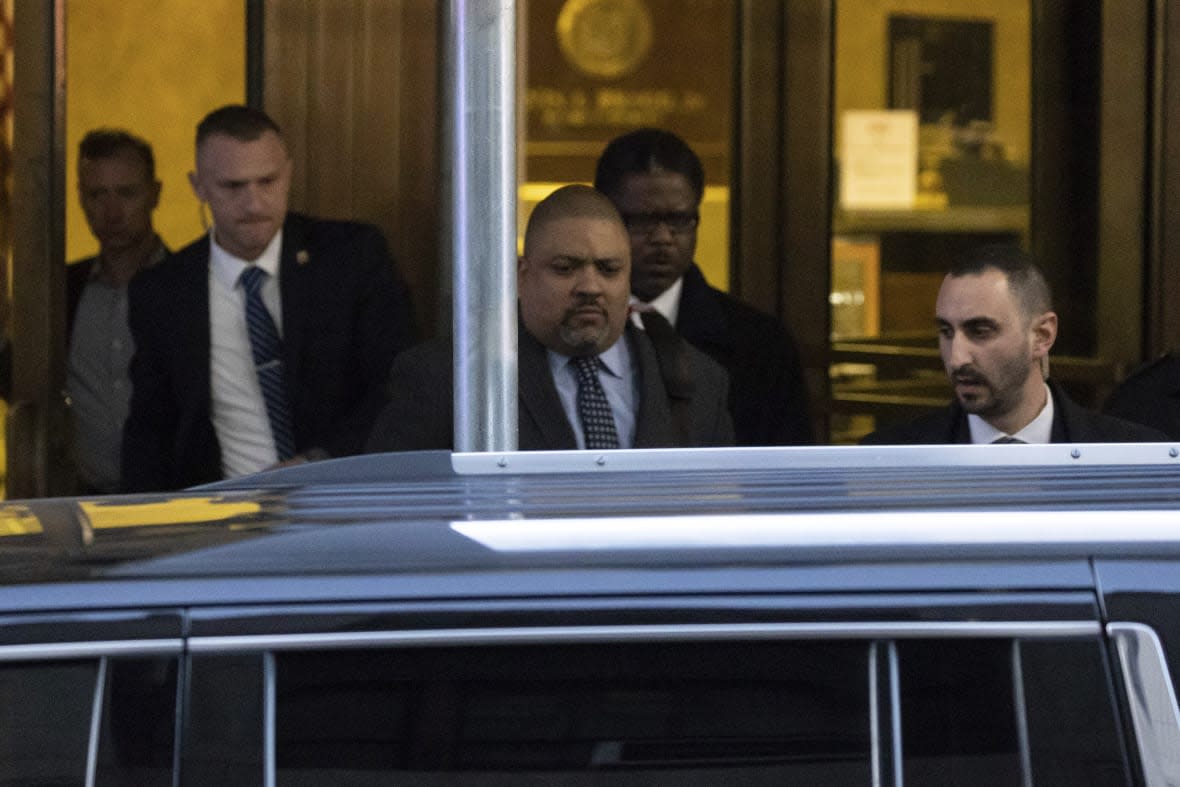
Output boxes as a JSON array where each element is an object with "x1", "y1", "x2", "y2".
[
  {"x1": 862, "y1": 244, "x2": 1162, "y2": 444},
  {"x1": 68, "y1": 129, "x2": 168, "y2": 493},
  {"x1": 594, "y1": 128, "x2": 813, "y2": 446},
  {"x1": 123, "y1": 105, "x2": 416, "y2": 491}
]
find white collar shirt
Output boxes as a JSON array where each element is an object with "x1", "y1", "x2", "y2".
[
  {"x1": 968, "y1": 382, "x2": 1055, "y2": 444},
  {"x1": 629, "y1": 276, "x2": 684, "y2": 329},
  {"x1": 208, "y1": 229, "x2": 286, "y2": 478}
]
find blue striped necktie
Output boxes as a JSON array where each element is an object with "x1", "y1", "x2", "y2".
[
  {"x1": 239, "y1": 265, "x2": 295, "y2": 460},
  {"x1": 572, "y1": 356, "x2": 619, "y2": 449}
]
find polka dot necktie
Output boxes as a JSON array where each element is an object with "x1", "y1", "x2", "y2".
[
  {"x1": 239, "y1": 266, "x2": 296, "y2": 460},
  {"x1": 572, "y1": 356, "x2": 619, "y2": 450}
]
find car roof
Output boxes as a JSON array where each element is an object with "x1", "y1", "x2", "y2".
[{"x1": 2, "y1": 446, "x2": 1180, "y2": 593}]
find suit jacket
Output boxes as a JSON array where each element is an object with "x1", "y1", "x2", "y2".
[
  {"x1": 123, "y1": 213, "x2": 417, "y2": 491},
  {"x1": 861, "y1": 379, "x2": 1166, "y2": 444},
  {"x1": 0, "y1": 256, "x2": 110, "y2": 402},
  {"x1": 1104, "y1": 352, "x2": 1180, "y2": 440},
  {"x1": 366, "y1": 322, "x2": 734, "y2": 452},
  {"x1": 674, "y1": 263, "x2": 813, "y2": 446}
]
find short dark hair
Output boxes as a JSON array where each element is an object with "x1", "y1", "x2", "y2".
[
  {"x1": 523, "y1": 184, "x2": 623, "y2": 256},
  {"x1": 196, "y1": 104, "x2": 282, "y2": 147},
  {"x1": 949, "y1": 243, "x2": 1053, "y2": 317},
  {"x1": 594, "y1": 128, "x2": 705, "y2": 204},
  {"x1": 78, "y1": 129, "x2": 156, "y2": 181}
]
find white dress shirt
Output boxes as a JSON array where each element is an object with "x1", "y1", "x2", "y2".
[
  {"x1": 630, "y1": 276, "x2": 684, "y2": 329},
  {"x1": 208, "y1": 229, "x2": 285, "y2": 477},
  {"x1": 968, "y1": 382, "x2": 1055, "y2": 444}
]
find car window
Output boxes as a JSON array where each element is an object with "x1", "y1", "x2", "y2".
[
  {"x1": 0, "y1": 656, "x2": 177, "y2": 787},
  {"x1": 183, "y1": 635, "x2": 1131, "y2": 785}
]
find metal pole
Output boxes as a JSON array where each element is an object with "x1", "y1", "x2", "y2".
[{"x1": 442, "y1": 0, "x2": 517, "y2": 453}]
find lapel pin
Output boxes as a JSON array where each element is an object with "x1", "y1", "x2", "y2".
[{"x1": 296, "y1": 250, "x2": 310, "y2": 265}]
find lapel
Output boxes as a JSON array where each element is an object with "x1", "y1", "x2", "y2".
[
  {"x1": 174, "y1": 237, "x2": 214, "y2": 411},
  {"x1": 947, "y1": 401, "x2": 972, "y2": 444},
  {"x1": 675, "y1": 264, "x2": 730, "y2": 349},
  {"x1": 276, "y1": 214, "x2": 309, "y2": 389},
  {"x1": 517, "y1": 326, "x2": 578, "y2": 449},
  {"x1": 1047, "y1": 380, "x2": 1077, "y2": 443},
  {"x1": 629, "y1": 325, "x2": 679, "y2": 447}
]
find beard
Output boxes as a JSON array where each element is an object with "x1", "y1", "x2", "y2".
[
  {"x1": 558, "y1": 297, "x2": 612, "y2": 355},
  {"x1": 949, "y1": 356, "x2": 1033, "y2": 418}
]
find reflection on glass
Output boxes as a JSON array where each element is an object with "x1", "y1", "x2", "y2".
[
  {"x1": 522, "y1": 0, "x2": 733, "y2": 291},
  {"x1": 830, "y1": 2, "x2": 1031, "y2": 443}
]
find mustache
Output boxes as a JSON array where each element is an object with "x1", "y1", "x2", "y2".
[
  {"x1": 563, "y1": 294, "x2": 606, "y2": 316},
  {"x1": 950, "y1": 365, "x2": 989, "y2": 386}
]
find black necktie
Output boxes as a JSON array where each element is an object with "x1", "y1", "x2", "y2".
[
  {"x1": 991, "y1": 435, "x2": 1025, "y2": 444},
  {"x1": 239, "y1": 266, "x2": 295, "y2": 460},
  {"x1": 572, "y1": 356, "x2": 619, "y2": 449}
]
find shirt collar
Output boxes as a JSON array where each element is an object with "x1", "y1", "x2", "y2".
[
  {"x1": 630, "y1": 276, "x2": 684, "y2": 329},
  {"x1": 209, "y1": 228, "x2": 284, "y2": 290},
  {"x1": 545, "y1": 331, "x2": 631, "y2": 381},
  {"x1": 967, "y1": 382, "x2": 1055, "y2": 444},
  {"x1": 90, "y1": 235, "x2": 169, "y2": 282},
  {"x1": 646, "y1": 276, "x2": 684, "y2": 325}
]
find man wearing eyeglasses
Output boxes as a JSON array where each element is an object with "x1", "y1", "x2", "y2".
[{"x1": 595, "y1": 129, "x2": 813, "y2": 446}]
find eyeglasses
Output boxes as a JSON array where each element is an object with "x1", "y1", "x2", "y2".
[{"x1": 621, "y1": 211, "x2": 700, "y2": 236}]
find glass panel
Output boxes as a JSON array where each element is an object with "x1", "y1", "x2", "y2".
[
  {"x1": 0, "y1": 659, "x2": 96, "y2": 785},
  {"x1": 522, "y1": 0, "x2": 733, "y2": 289},
  {"x1": 830, "y1": 1, "x2": 1032, "y2": 443},
  {"x1": 272, "y1": 641, "x2": 871, "y2": 784},
  {"x1": 183, "y1": 655, "x2": 265, "y2": 787},
  {"x1": 897, "y1": 639, "x2": 1130, "y2": 786},
  {"x1": 95, "y1": 657, "x2": 179, "y2": 787}
]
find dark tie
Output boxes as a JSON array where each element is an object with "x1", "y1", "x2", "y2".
[
  {"x1": 239, "y1": 266, "x2": 295, "y2": 460},
  {"x1": 572, "y1": 356, "x2": 619, "y2": 449},
  {"x1": 991, "y1": 436, "x2": 1026, "y2": 444}
]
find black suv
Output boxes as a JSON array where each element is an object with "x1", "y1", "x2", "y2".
[{"x1": 1, "y1": 446, "x2": 1179, "y2": 786}]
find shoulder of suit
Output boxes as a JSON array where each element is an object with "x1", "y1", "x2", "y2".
[
  {"x1": 1116, "y1": 352, "x2": 1180, "y2": 388},
  {"x1": 66, "y1": 254, "x2": 100, "y2": 270},
  {"x1": 684, "y1": 265, "x2": 796, "y2": 336},
  {"x1": 860, "y1": 407, "x2": 954, "y2": 445},
  {"x1": 288, "y1": 212, "x2": 384, "y2": 244},
  {"x1": 129, "y1": 237, "x2": 204, "y2": 289}
]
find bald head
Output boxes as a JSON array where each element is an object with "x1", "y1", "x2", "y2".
[
  {"x1": 518, "y1": 184, "x2": 632, "y2": 357},
  {"x1": 523, "y1": 185, "x2": 625, "y2": 257}
]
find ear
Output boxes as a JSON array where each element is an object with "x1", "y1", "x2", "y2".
[
  {"x1": 187, "y1": 170, "x2": 204, "y2": 203},
  {"x1": 1030, "y1": 311, "x2": 1058, "y2": 358},
  {"x1": 149, "y1": 180, "x2": 162, "y2": 210}
]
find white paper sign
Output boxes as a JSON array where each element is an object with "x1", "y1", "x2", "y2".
[{"x1": 840, "y1": 109, "x2": 918, "y2": 210}]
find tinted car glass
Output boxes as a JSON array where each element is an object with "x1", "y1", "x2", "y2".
[
  {"x1": 0, "y1": 656, "x2": 178, "y2": 787},
  {"x1": 899, "y1": 639, "x2": 1129, "y2": 786},
  {"x1": 0, "y1": 660, "x2": 95, "y2": 786},
  {"x1": 183, "y1": 655, "x2": 265, "y2": 787},
  {"x1": 272, "y1": 641, "x2": 871, "y2": 785},
  {"x1": 96, "y1": 657, "x2": 179, "y2": 787}
]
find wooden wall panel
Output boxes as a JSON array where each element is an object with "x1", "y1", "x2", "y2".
[{"x1": 263, "y1": 0, "x2": 441, "y2": 336}]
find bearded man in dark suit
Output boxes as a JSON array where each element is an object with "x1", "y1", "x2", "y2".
[
  {"x1": 366, "y1": 184, "x2": 733, "y2": 452},
  {"x1": 862, "y1": 244, "x2": 1162, "y2": 445},
  {"x1": 123, "y1": 105, "x2": 416, "y2": 491}
]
